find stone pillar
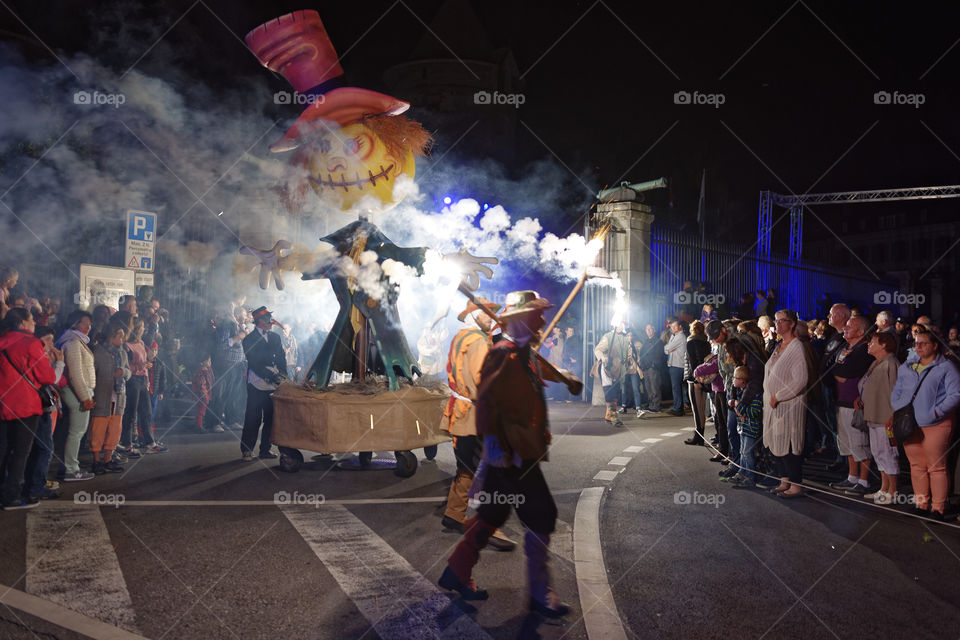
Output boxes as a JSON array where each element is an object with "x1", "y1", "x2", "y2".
[
  {"x1": 587, "y1": 199, "x2": 655, "y2": 405},
  {"x1": 595, "y1": 200, "x2": 655, "y2": 326}
]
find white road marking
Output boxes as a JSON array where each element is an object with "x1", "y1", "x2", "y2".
[
  {"x1": 607, "y1": 456, "x2": 632, "y2": 466},
  {"x1": 26, "y1": 504, "x2": 140, "y2": 634},
  {"x1": 70, "y1": 497, "x2": 448, "y2": 507},
  {"x1": 681, "y1": 426, "x2": 697, "y2": 431},
  {"x1": 622, "y1": 446, "x2": 645, "y2": 453},
  {"x1": 593, "y1": 470, "x2": 619, "y2": 482},
  {"x1": 281, "y1": 505, "x2": 491, "y2": 639},
  {"x1": 640, "y1": 438, "x2": 663, "y2": 444},
  {"x1": 0, "y1": 581, "x2": 148, "y2": 640},
  {"x1": 659, "y1": 431, "x2": 683, "y2": 437},
  {"x1": 574, "y1": 488, "x2": 629, "y2": 640}
]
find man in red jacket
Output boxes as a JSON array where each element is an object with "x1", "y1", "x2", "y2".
[{"x1": 0, "y1": 308, "x2": 58, "y2": 510}]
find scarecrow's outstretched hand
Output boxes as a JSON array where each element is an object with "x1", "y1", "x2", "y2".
[
  {"x1": 240, "y1": 240, "x2": 293, "y2": 290},
  {"x1": 443, "y1": 248, "x2": 498, "y2": 291}
]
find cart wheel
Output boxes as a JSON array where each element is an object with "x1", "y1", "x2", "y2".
[
  {"x1": 278, "y1": 448, "x2": 303, "y2": 473},
  {"x1": 394, "y1": 450, "x2": 418, "y2": 477},
  {"x1": 423, "y1": 444, "x2": 438, "y2": 461},
  {"x1": 358, "y1": 451, "x2": 373, "y2": 468}
]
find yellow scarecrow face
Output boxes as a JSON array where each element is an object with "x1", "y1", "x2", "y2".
[{"x1": 302, "y1": 121, "x2": 415, "y2": 210}]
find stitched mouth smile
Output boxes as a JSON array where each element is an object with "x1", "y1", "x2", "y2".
[{"x1": 308, "y1": 164, "x2": 395, "y2": 192}]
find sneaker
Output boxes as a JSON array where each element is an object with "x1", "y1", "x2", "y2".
[
  {"x1": 45, "y1": 480, "x2": 60, "y2": 491},
  {"x1": 211, "y1": 425, "x2": 225, "y2": 433},
  {"x1": 124, "y1": 447, "x2": 142, "y2": 459},
  {"x1": 683, "y1": 437, "x2": 704, "y2": 446},
  {"x1": 864, "y1": 491, "x2": 880, "y2": 500},
  {"x1": 103, "y1": 461, "x2": 125, "y2": 473},
  {"x1": 241, "y1": 452, "x2": 255, "y2": 462},
  {"x1": 92, "y1": 462, "x2": 106, "y2": 475},
  {"x1": 844, "y1": 483, "x2": 869, "y2": 496},
  {"x1": 636, "y1": 408, "x2": 643, "y2": 419},
  {"x1": 719, "y1": 466, "x2": 738, "y2": 479},
  {"x1": 874, "y1": 491, "x2": 894, "y2": 505},
  {"x1": 259, "y1": 451, "x2": 278, "y2": 459},
  {"x1": 2, "y1": 499, "x2": 39, "y2": 510},
  {"x1": 617, "y1": 406, "x2": 625, "y2": 414},
  {"x1": 63, "y1": 470, "x2": 95, "y2": 482},
  {"x1": 143, "y1": 443, "x2": 168, "y2": 454},
  {"x1": 613, "y1": 418, "x2": 625, "y2": 428},
  {"x1": 829, "y1": 479, "x2": 857, "y2": 490},
  {"x1": 112, "y1": 451, "x2": 127, "y2": 463}
]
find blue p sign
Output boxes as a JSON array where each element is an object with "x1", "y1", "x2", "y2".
[{"x1": 128, "y1": 212, "x2": 156, "y2": 242}]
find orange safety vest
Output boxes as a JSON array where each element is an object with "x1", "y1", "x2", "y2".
[{"x1": 443, "y1": 328, "x2": 490, "y2": 435}]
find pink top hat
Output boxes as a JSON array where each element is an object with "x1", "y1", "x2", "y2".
[{"x1": 246, "y1": 10, "x2": 409, "y2": 153}]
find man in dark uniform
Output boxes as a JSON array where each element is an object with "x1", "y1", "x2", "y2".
[
  {"x1": 241, "y1": 306, "x2": 287, "y2": 461},
  {"x1": 438, "y1": 290, "x2": 582, "y2": 619}
]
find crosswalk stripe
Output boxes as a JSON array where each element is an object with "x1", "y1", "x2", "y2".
[
  {"x1": 608, "y1": 456, "x2": 632, "y2": 466},
  {"x1": 281, "y1": 505, "x2": 491, "y2": 639},
  {"x1": 26, "y1": 504, "x2": 140, "y2": 634}
]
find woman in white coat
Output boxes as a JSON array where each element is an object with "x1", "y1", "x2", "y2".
[{"x1": 764, "y1": 309, "x2": 809, "y2": 498}]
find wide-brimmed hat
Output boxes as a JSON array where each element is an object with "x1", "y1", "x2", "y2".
[
  {"x1": 251, "y1": 306, "x2": 273, "y2": 321},
  {"x1": 499, "y1": 290, "x2": 553, "y2": 320},
  {"x1": 245, "y1": 10, "x2": 409, "y2": 153},
  {"x1": 458, "y1": 297, "x2": 501, "y2": 322}
]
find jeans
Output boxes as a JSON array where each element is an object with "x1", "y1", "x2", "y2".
[
  {"x1": 739, "y1": 433, "x2": 759, "y2": 482},
  {"x1": 61, "y1": 386, "x2": 91, "y2": 474},
  {"x1": 819, "y1": 384, "x2": 839, "y2": 455},
  {"x1": 726, "y1": 398, "x2": 739, "y2": 464},
  {"x1": 24, "y1": 412, "x2": 54, "y2": 498},
  {"x1": 0, "y1": 415, "x2": 41, "y2": 506},
  {"x1": 621, "y1": 373, "x2": 643, "y2": 408},
  {"x1": 122, "y1": 375, "x2": 155, "y2": 448},
  {"x1": 641, "y1": 367, "x2": 661, "y2": 411},
  {"x1": 668, "y1": 366, "x2": 684, "y2": 412}
]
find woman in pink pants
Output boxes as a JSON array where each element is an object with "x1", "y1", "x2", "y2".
[{"x1": 891, "y1": 328, "x2": 960, "y2": 519}]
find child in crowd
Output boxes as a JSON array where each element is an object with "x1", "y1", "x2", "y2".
[
  {"x1": 91, "y1": 325, "x2": 130, "y2": 474},
  {"x1": 192, "y1": 355, "x2": 215, "y2": 432},
  {"x1": 726, "y1": 365, "x2": 763, "y2": 488}
]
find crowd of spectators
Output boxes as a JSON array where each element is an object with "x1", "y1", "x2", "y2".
[
  {"x1": 0, "y1": 265, "x2": 324, "y2": 510},
  {"x1": 593, "y1": 289, "x2": 960, "y2": 520}
]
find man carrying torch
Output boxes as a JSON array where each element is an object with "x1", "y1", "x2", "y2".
[{"x1": 439, "y1": 290, "x2": 583, "y2": 618}]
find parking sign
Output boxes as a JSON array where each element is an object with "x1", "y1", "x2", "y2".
[{"x1": 125, "y1": 210, "x2": 157, "y2": 272}]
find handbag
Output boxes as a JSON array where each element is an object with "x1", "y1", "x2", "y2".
[
  {"x1": 1, "y1": 349, "x2": 57, "y2": 409},
  {"x1": 851, "y1": 407, "x2": 867, "y2": 432},
  {"x1": 891, "y1": 368, "x2": 933, "y2": 443}
]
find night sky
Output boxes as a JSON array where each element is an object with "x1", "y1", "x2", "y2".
[{"x1": 3, "y1": 0, "x2": 960, "y2": 252}]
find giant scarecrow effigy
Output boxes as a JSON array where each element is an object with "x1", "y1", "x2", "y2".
[{"x1": 239, "y1": 10, "x2": 496, "y2": 476}]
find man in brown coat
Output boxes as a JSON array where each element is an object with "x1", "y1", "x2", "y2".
[
  {"x1": 440, "y1": 297, "x2": 515, "y2": 551},
  {"x1": 439, "y1": 291, "x2": 583, "y2": 618}
]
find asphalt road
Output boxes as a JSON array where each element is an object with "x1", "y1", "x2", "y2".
[{"x1": 2, "y1": 401, "x2": 959, "y2": 639}]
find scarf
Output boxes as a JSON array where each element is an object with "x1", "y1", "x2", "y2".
[{"x1": 56, "y1": 328, "x2": 90, "y2": 349}]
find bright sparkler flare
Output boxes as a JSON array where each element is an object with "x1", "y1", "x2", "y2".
[{"x1": 608, "y1": 274, "x2": 627, "y2": 328}]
